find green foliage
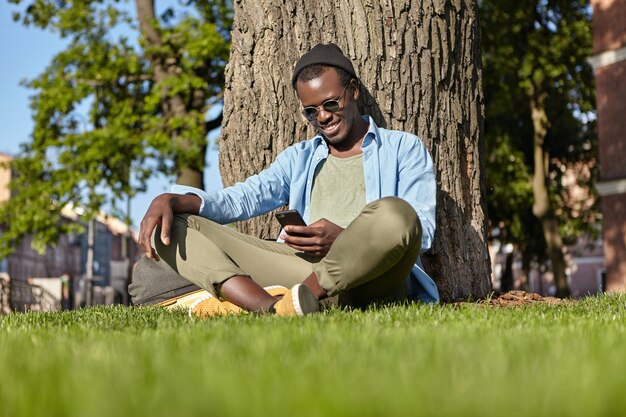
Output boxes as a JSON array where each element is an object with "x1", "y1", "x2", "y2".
[
  {"x1": 481, "y1": 0, "x2": 598, "y2": 261},
  {"x1": 0, "y1": 0, "x2": 232, "y2": 256},
  {"x1": 1, "y1": 296, "x2": 626, "y2": 416}
]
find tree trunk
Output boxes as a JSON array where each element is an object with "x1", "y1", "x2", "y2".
[
  {"x1": 135, "y1": 0, "x2": 205, "y2": 189},
  {"x1": 500, "y1": 252, "x2": 514, "y2": 293},
  {"x1": 220, "y1": 0, "x2": 491, "y2": 301},
  {"x1": 529, "y1": 92, "x2": 569, "y2": 297},
  {"x1": 518, "y1": 247, "x2": 531, "y2": 292}
]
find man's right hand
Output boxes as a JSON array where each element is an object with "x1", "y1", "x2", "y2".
[{"x1": 138, "y1": 193, "x2": 201, "y2": 260}]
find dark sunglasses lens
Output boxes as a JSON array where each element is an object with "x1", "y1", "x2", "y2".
[
  {"x1": 322, "y1": 100, "x2": 341, "y2": 113},
  {"x1": 302, "y1": 97, "x2": 342, "y2": 120},
  {"x1": 302, "y1": 108, "x2": 317, "y2": 119}
]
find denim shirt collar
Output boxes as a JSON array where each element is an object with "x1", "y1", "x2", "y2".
[{"x1": 311, "y1": 115, "x2": 381, "y2": 151}]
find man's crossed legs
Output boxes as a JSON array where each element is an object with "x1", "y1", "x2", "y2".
[{"x1": 129, "y1": 197, "x2": 422, "y2": 315}]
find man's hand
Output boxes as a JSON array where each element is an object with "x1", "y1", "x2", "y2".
[
  {"x1": 280, "y1": 218, "x2": 344, "y2": 257},
  {"x1": 138, "y1": 193, "x2": 201, "y2": 260}
]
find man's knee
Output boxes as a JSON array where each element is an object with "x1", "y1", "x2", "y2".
[{"x1": 366, "y1": 197, "x2": 421, "y2": 237}]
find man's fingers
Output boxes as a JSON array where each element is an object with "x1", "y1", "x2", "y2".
[
  {"x1": 148, "y1": 247, "x2": 160, "y2": 261},
  {"x1": 139, "y1": 221, "x2": 155, "y2": 256},
  {"x1": 285, "y1": 225, "x2": 320, "y2": 236},
  {"x1": 284, "y1": 242, "x2": 323, "y2": 254},
  {"x1": 160, "y1": 211, "x2": 173, "y2": 246},
  {"x1": 282, "y1": 234, "x2": 325, "y2": 253},
  {"x1": 282, "y1": 233, "x2": 315, "y2": 246},
  {"x1": 139, "y1": 211, "x2": 165, "y2": 260},
  {"x1": 139, "y1": 230, "x2": 160, "y2": 261}
]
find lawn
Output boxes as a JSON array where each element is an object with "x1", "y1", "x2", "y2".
[{"x1": 1, "y1": 294, "x2": 625, "y2": 417}]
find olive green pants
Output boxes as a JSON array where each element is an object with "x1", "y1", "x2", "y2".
[{"x1": 151, "y1": 197, "x2": 422, "y2": 308}]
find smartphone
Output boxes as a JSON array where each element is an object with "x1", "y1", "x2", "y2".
[{"x1": 275, "y1": 209, "x2": 307, "y2": 229}]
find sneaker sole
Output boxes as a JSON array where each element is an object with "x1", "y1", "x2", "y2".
[
  {"x1": 292, "y1": 284, "x2": 320, "y2": 316},
  {"x1": 156, "y1": 289, "x2": 207, "y2": 307}
]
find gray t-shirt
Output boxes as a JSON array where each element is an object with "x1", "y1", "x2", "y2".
[{"x1": 309, "y1": 153, "x2": 366, "y2": 228}]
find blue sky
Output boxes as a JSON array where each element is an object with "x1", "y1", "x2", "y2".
[{"x1": 0, "y1": 4, "x2": 222, "y2": 228}]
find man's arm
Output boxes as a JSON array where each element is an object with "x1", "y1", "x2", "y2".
[
  {"x1": 138, "y1": 193, "x2": 201, "y2": 260},
  {"x1": 173, "y1": 148, "x2": 295, "y2": 224}
]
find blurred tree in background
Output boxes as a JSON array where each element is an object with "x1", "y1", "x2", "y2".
[
  {"x1": 481, "y1": 0, "x2": 598, "y2": 297},
  {"x1": 0, "y1": 0, "x2": 231, "y2": 256}
]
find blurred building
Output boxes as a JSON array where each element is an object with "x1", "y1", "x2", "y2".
[
  {"x1": 489, "y1": 236, "x2": 605, "y2": 299},
  {"x1": 0, "y1": 152, "x2": 140, "y2": 311},
  {"x1": 590, "y1": 0, "x2": 626, "y2": 292}
]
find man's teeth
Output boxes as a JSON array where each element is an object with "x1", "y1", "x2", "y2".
[{"x1": 324, "y1": 122, "x2": 339, "y2": 131}]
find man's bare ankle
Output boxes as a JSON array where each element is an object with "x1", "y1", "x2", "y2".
[{"x1": 302, "y1": 272, "x2": 327, "y2": 299}]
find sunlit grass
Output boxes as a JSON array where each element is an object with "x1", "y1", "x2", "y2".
[{"x1": 1, "y1": 294, "x2": 625, "y2": 417}]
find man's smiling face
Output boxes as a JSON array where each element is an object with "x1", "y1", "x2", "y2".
[{"x1": 295, "y1": 67, "x2": 361, "y2": 149}]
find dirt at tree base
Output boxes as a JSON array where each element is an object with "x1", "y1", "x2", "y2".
[{"x1": 455, "y1": 290, "x2": 572, "y2": 307}]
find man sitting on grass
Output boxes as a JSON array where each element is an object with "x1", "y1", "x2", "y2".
[{"x1": 134, "y1": 43, "x2": 439, "y2": 316}]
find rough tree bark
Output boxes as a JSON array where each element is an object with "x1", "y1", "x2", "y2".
[{"x1": 220, "y1": 0, "x2": 491, "y2": 301}]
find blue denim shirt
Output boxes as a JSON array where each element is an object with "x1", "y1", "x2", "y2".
[{"x1": 172, "y1": 116, "x2": 439, "y2": 303}]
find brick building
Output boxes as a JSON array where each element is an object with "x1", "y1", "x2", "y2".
[
  {"x1": 589, "y1": 0, "x2": 626, "y2": 292},
  {"x1": 0, "y1": 153, "x2": 140, "y2": 308}
]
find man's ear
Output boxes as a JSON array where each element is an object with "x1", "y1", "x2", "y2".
[{"x1": 350, "y1": 79, "x2": 360, "y2": 101}]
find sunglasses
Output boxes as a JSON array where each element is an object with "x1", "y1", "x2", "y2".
[{"x1": 301, "y1": 86, "x2": 349, "y2": 121}]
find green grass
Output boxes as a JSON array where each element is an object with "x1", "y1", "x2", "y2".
[{"x1": 1, "y1": 295, "x2": 626, "y2": 417}]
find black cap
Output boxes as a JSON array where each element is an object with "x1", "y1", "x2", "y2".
[{"x1": 291, "y1": 43, "x2": 357, "y2": 87}]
